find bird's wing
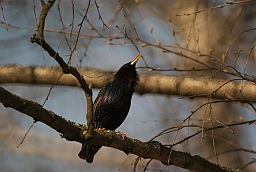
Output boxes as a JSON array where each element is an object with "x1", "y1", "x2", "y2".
[
  {"x1": 93, "y1": 84, "x2": 114, "y2": 128},
  {"x1": 93, "y1": 85, "x2": 107, "y2": 115},
  {"x1": 93, "y1": 82, "x2": 123, "y2": 129}
]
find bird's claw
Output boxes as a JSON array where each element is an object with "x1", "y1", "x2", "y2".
[
  {"x1": 96, "y1": 127, "x2": 106, "y2": 131},
  {"x1": 116, "y1": 131, "x2": 126, "y2": 140}
]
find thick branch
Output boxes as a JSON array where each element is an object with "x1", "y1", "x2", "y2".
[
  {"x1": 0, "y1": 86, "x2": 234, "y2": 172},
  {"x1": 1, "y1": 65, "x2": 256, "y2": 102}
]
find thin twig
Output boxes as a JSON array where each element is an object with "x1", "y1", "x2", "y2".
[
  {"x1": 93, "y1": 0, "x2": 109, "y2": 28},
  {"x1": 0, "y1": 0, "x2": 8, "y2": 31},
  {"x1": 176, "y1": 0, "x2": 251, "y2": 16},
  {"x1": 17, "y1": 121, "x2": 36, "y2": 148}
]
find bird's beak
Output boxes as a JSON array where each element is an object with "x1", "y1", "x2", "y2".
[{"x1": 130, "y1": 53, "x2": 142, "y2": 65}]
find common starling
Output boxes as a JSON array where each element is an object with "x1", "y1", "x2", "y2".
[{"x1": 78, "y1": 53, "x2": 141, "y2": 163}]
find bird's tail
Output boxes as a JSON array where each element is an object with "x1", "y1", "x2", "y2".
[{"x1": 78, "y1": 144, "x2": 102, "y2": 163}]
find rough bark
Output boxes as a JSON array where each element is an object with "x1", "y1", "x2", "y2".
[{"x1": 0, "y1": 86, "x2": 236, "y2": 172}]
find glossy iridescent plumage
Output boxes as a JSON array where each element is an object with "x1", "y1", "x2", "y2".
[{"x1": 78, "y1": 54, "x2": 141, "y2": 163}]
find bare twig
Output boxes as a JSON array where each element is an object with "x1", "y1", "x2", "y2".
[
  {"x1": 93, "y1": 0, "x2": 108, "y2": 29},
  {"x1": 42, "y1": 72, "x2": 64, "y2": 106},
  {"x1": 0, "y1": 0, "x2": 8, "y2": 31},
  {"x1": 176, "y1": 0, "x2": 251, "y2": 16},
  {"x1": 17, "y1": 120, "x2": 36, "y2": 148}
]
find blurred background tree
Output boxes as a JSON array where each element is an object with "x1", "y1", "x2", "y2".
[{"x1": 1, "y1": 0, "x2": 256, "y2": 171}]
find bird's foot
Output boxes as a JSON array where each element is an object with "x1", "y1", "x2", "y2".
[
  {"x1": 116, "y1": 131, "x2": 126, "y2": 140},
  {"x1": 96, "y1": 127, "x2": 106, "y2": 131}
]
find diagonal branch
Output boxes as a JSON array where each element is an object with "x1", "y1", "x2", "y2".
[{"x1": 0, "y1": 86, "x2": 234, "y2": 172}]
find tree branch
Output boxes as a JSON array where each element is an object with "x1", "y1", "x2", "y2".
[
  {"x1": 1, "y1": 65, "x2": 256, "y2": 103},
  {"x1": 32, "y1": 0, "x2": 94, "y2": 139},
  {"x1": 0, "y1": 86, "x2": 235, "y2": 172}
]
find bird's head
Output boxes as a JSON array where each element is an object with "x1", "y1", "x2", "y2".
[{"x1": 115, "y1": 54, "x2": 141, "y2": 80}]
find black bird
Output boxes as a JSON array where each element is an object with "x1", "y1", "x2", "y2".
[{"x1": 78, "y1": 54, "x2": 141, "y2": 163}]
